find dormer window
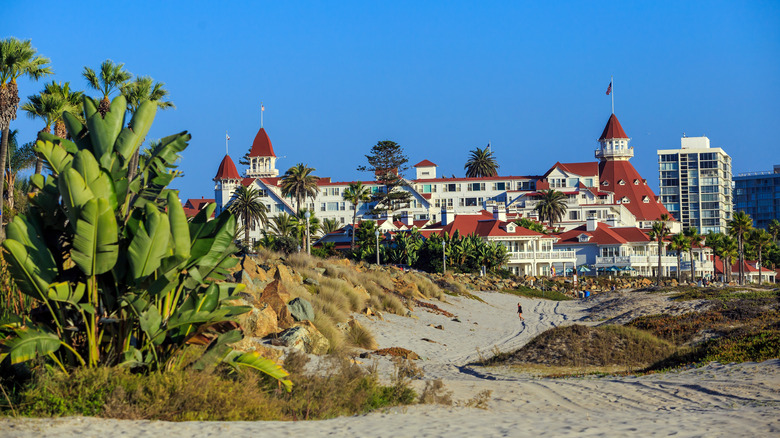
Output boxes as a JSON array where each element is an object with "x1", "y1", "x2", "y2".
[
  {"x1": 618, "y1": 179, "x2": 626, "y2": 185},
  {"x1": 621, "y1": 196, "x2": 630, "y2": 203},
  {"x1": 506, "y1": 224, "x2": 516, "y2": 233},
  {"x1": 642, "y1": 196, "x2": 650, "y2": 203},
  {"x1": 578, "y1": 233, "x2": 591, "y2": 242},
  {"x1": 633, "y1": 179, "x2": 640, "y2": 185},
  {"x1": 602, "y1": 181, "x2": 610, "y2": 186}
]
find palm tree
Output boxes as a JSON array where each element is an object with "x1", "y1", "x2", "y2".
[
  {"x1": 667, "y1": 233, "x2": 690, "y2": 281},
  {"x1": 0, "y1": 38, "x2": 52, "y2": 236},
  {"x1": 749, "y1": 228, "x2": 772, "y2": 284},
  {"x1": 464, "y1": 146, "x2": 499, "y2": 178},
  {"x1": 768, "y1": 219, "x2": 780, "y2": 243},
  {"x1": 269, "y1": 213, "x2": 297, "y2": 238},
  {"x1": 684, "y1": 227, "x2": 703, "y2": 281},
  {"x1": 534, "y1": 189, "x2": 568, "y2": 229},
  {"x1": 4, "y1": 133, "x2": 35, "y2": 211},
  {"x1": 280, "y1": 163, "x2": 319, "y2": 215},
  {"x1": 291, "y1": 209, "x2": 320, "y2": 252},
  {"x1": 22, "y1": 82, "x2": 83, "y2": 175},
  {"x1": 82, "y1": 59, "x2": 132, "y2": 116},
  {"x1": 227, "y1": 185, "x2": 268, "y2": 249},
  {"x1": 728, "y1": 211, "x2": 753, "y2": 285},
  {"x1": 649, "y1": 214, "x2": 671, "y2": 285},
  {"x1": 342, "y1": 181, "x2": 372, "y2": 250},
  {"x1": 721, "y1": 236, "x2": 738, "y2": 283},
  {"x1": 321, "y1": 218, "x2": 339, "y2": 235},
  {"x1": 121, "y1": 76, "x2": 175, "y2": 181}
]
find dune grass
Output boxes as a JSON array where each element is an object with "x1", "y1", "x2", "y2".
[
  {"x1": 502, "y1": 286, "x2": 572, "y2": 301},
  {"x1": 1, "y1": 353, "x2": 417, "y2": 420}
]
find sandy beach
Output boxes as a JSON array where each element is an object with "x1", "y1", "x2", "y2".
[{"x1": 2, "y1": 291, "x2": 778, "y2": 438}]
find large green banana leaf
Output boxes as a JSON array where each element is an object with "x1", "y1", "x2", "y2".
[
  {"x1": 167, "y1": 191, "x2": 191, "y2": 262},
  {"x1": 127, "y1": 204, "x2": 171, "y2": 281},
  {"x1": 47, "y1": 282, "x2": 86, "y2": 305},
  {"x1": 59, "y1": 168, "x2": 96, "y2": 225},
  {"x1": 0, "y1": 326, "x2": 61, "y2": 365},
  {"x1": 61, "y1": 111, "x2": 92, "y2": 151},
  {"x1": 114, "y1": 99, "x2": 157, "y2": 161},
  {"x1": 34, "y1": 140, "x2": 74, "y2": 176},
  {"x1": 72, "y1": 150, "x2": 118, "y2": 210},
  {"x1": 86, "y1": 95, "x2": 126, "y2": 168},
  {"x1": 224, "y1": 350, "x2": 292, "y2": 392},
  {"x1": 71, "y1": 198, "x2": 119, "y2": 276}
]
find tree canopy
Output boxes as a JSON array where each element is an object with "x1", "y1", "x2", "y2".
[{"x1": 357, "y1": 140, "x2": 411, "y2": 215}]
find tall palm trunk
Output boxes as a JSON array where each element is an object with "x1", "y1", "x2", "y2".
[
  {"x1": 0, "y1": 127, "x2": 9, "y2": 238},
  {"x1": 351, "y1": 208, "x2": 358, "y2": 250},
  {"x1": 737, "y1": 236, "x2": 745, "y2": 285},
  {"x1": 676, "y1": 252, "x2": 681, "y2": 280},
  {"x1": 688, "y1": 247, "x2": 696, "y2": 281},
  {"x1": 757, "y1": 250, "x2": 763, "y2": 285},
  {"x1": 656, "y1": 240, "x2": 663, "y2": 286}
]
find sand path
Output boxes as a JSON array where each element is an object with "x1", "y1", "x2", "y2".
[{"x1": 2, "y1": 290, "x2": 779, "y2": 437}]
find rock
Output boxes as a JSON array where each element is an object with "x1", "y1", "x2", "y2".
[
  {"x1": 259, "y1": 280, "x2": 295, "y2": 328},
  {"x1": 288, "y1": 297, "x2": 315, "y2": 322},
  {"x1": 372, "y1": 347, "x2": 420, "y2": 360},
  {"x1": 229, "y1": 337, "x2": 284, "y2": 361},
  {"x1": 271, "y1": 320, "x2": 330, "y2": 355},
  {"x1": 304, "y1": 277, "x2": 319, "y2": 286},
  {"x1": 237, "y1": 269, "x2": 256, "y2": 289},
  {"x1": 243, "y1": 303, "x2": 279, "y2": 338}
]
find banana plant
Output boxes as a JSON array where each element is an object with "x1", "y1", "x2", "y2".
[{"x1": 0, "y1": 94, "x2": 290, "y2": 390}]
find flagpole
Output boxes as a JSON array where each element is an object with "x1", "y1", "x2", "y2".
[
  {"x1": 225, "y1": 131, "x2": 229, "y2": 155},
  {"x1": 611, "y1": 76, "x2": 614, "y2": 114},
  {"x1": 261, "y1": 102, "x2": 264, "y2": 128}
]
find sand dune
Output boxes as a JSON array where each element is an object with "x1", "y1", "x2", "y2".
[{"x1": 2, "y1": 290, "x2": 778, "y2": 438}]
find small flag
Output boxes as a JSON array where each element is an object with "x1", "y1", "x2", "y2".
[
  {"x1": 226, "y1": 134, "x2": 230, "y2": 140},
  {"x1": 261, "y1": 105, "x2": 265, "y2": 111},
  {"x1": 606, "y1": 81, "x2": 612, "y2": 95}
]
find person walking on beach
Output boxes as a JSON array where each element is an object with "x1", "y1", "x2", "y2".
[{"x1": 517, "y1": 302, "x2": 523, "y2": 320}]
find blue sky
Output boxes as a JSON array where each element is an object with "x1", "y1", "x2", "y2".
[{"x1": 5, "y1": 1, "x2": 779, "y2": 202}]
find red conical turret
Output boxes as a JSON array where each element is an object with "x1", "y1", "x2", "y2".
[{"x1": 214, "y1": 154, "x2": 241, "y2": 180}]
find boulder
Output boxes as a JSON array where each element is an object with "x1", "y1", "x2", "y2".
[
  {"x1": 259, "y1": 280, "x2": 295, "y2": 328},
  {"x1": 304, "y1": 277, "x2": 319, "y2": 286},
  {"x1": 273, "y1": 264, "x2": 300, "y2": 284},
  {"x1": 229, "y1": 337, "x2": 284, "y2": 362},
  {"x1": 272, "y1": 320, "x2": 330, "y2": 355},
  {"x1": 288, "y1": 297, "x2": 315, "y2": 322}
]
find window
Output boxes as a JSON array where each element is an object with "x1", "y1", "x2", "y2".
[
  {"x1": 584, "y1": 178, "x2": 594, "y2": 187},
  {"x1": 569, "y1": 211, "x2": 580, "y2": 220},
  {"x1": 494, "y1": 182, "x2": 506, "y2": 190},
  {"x1": 465, "y1": 198, "x2": 478, "y2": 207},
  {"x1": 602, "y1": 180, "x2": 610, "y2": 186},
  {"x1": 621, "y1": 197, "x2": 630, "y2": 203},
  {"x1": 642, "y1": 196, "x2": 650, "y2": 203},
  {"x1": 618, "y1": 179, "x2": 626, "y2": 185},
  {"x1": 468, "y1": 182, "x2": 485, "y2": 191},
  {"x1": 421, "y1": 184, "x2": 432, "y2": 193}
]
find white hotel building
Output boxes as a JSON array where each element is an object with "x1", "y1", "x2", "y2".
[{"x1": 212, "y1": 112, "x2": 685, "y2": 274}]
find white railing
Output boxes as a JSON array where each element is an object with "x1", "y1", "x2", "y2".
[
  {"x1": 595, "y1": 147, "x2": 634, "y2": 159},
  {"x1": 596, "y1": 255, "x2": 678, "y2": 266},
  {"x1": 508, "y1": 250, "x2": 576, "y2": 262}
]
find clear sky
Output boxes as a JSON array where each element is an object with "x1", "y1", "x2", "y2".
[{"x1": 5, "y1": 1, "x2": 779, "y2": 202}]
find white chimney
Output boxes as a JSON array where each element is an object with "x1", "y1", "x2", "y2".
[
  {"x1": 492, "y1": 206, "x2": 507, "y2": 222},
  {"x1": 441, "y1": 207, "x2": 454, "y2": 226},
  {"x1": 606, "y1": 215, "x2": 618, "y2": 227},
  {"x1": 401, "y1": 211, "x2": 413, "y2": 226},
  {"x1": 586, "y1": 216, "x2": 598, "y2": 232}
]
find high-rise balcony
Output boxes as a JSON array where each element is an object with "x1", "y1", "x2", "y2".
[{"x1": 595, "y1": 147, "x2": 634, "y2": 160}]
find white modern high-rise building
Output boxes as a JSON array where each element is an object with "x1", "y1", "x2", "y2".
[{"x1": 657, "y1": 136, "x2": 733, "y2": 234}]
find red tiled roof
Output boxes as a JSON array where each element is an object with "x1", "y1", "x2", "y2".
[
  {"x1": 422, "y1": 193, "x2": 432, "y2": 199},
  {"x1": 545, "y1": 162, "x2": 599, "y2": 178},
  {"x1": 555, "y1": 223, "x2": 650, "y2": 246},
  {"x1": 424, "y1": 211, "x2": 550, "y2": 239},
  {"x1": 599, "y1": 114, "x2": 629, "y2": 140},
  {"x1": 214, "y1": 155, "x2": 241, "y2": 180},
  {"x1": 409, "y1": 175, "x2": 534, "y2": 184},
  {"x1": 598, "y1": 160, "x2": 673, "y2": 222},
  {"x1": 414, "y1": 159, "x2": 437, "y2": 167},
  {"x1": 183, "y1": 198, "x2": 216, "y2": 218},
  {"x1": 559, "y1": 162, "x2": 599, "y2": 177},
  {"x1": 536, "y1": 181, "x2": 550, "y2": 190},
  {"x1": 248, "y1": 127, "x2": 276, "y2": 158}
]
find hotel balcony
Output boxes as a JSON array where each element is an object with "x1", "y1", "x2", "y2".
[
  {"x1": 596, "y1": 255, "x2": 678, "y2": 267},
  {"x1": 508, "y1": 250, "x2": 576, "y2": 262},
  {"x1": 594, "y1": 147, "x2": 634, "y2": 160}
]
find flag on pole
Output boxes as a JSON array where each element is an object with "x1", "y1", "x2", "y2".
[
  {"x1": 606, "y1": 81, "x2": 612, "y2": 95},
  {"x1": 261, "y1": 105, "x2": 265, "y2": 111},
  {"x1": 226, "y1": 134, "x2": 230, "y2": 140}
]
